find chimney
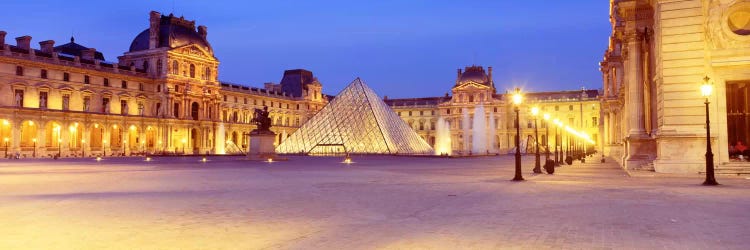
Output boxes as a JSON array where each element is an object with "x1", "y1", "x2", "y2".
[
  {"x1": 487, "y1": 66, "x2": 493, "y2": 84},
  {"x1": 39, "y1": 40, "x2": 55, "y2": 53},
  {"x1": 456, "y1": 68, "x2": 462, "y2": 85},
  {"x1": 197, "y1": 25, "x2": 207, "y2": 40},
  {"x1": 0, "y1": 31, "x2": 6, "y2": 47},
  {"x1": 149, "y1": 11, "x2": 161, "y2": 49},
  {"x1": 81, "y1": 48, "x2": 96, "y2": 61},
  {"x1": 15, "y1": 35, "x2": 31, "y2": 50}
]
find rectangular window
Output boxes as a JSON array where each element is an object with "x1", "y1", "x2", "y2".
[
  {"x1": 14, "y1": 89, "x2": 24, "y2": 107},
  {"x1": 101, "y1": 97, "x2": 109, "y2": 113},
  {"x1": 62, "y1": 94, "x2": 70, "y2": 110},
  {"x1": 420, "y1": 111, "x2": 424, "y2": 116},
  {"x1": 121, "y1": 100, "x2": 128, "y2": 115},
  {"x1": 84, "y1": 75, "x2": 90, "y2": 84},
  {"x1": 409, "y1": 111, "x2": 412, "y2": 116},
  {"x1": 39, "y1": 92, "x2": 48, "y2": 108},
  {"x1": 138, "y1": 102, "x2": 144, "y2": 116},
  {"x1": 40, "y1": 69, "x2": 47, "y2": 79},
  {"x1": 592, "y1": 117, "x2": 598, "y2": 127},
  {"x1": 569, "y1": 105, "x2": 574, "y2": 111},
  {"x1": 15, "y1": 66, "x2": 23, "y2": 76},
  {"x1": 224, "y1": 95, "x2": 227, "y2": 102},
  {"x1": 555, "y1": 106, "x2": 559, "y2": 111},
  {"x1": 244, "y1": 98, "x2": 247, "y2": 104},
  {"x1": 121, "y1": 81, "x2": 127, "y2": 89},
  {"x1": 83, "y1": 96, "x2": 90, "y2": 112},
  {"x1": 103, "y1": 78, "x2": 109, "y2": 87},
  {"x1": 63, "y1": 72, "x2": 70, "y2": 82},
  {"x1": 234, "y1": 97, "x2": 238, "y2": 103},
  {"x1": 138, "y1": 83, "x2": 144, "y2": 91}
]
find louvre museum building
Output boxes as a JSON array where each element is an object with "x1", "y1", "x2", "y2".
[{"x1": 0, "y1": 11, "x2": 601, "y2": 158}]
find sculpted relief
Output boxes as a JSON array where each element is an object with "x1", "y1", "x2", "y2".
[{"x1": 705, "y1": 0, "x2": 750, "y2": 49}]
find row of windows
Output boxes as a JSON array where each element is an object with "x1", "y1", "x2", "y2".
[
  {"x1": 222, "y1": 95, "x2": 310, "y2": 111},
  {"x1": 15, "y1": 65, "x2": 145, "y2": 91},
  {"x1": 12, "y1": 89, "x2": 146, "y2": 115}
]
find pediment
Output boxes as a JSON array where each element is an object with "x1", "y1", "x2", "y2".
[
  {"x1": 172, "y1": 44, "x2": 214, "y2": 59},
  {"x1": 453, "y1": 82, "x2": 492, "y2": 91}
]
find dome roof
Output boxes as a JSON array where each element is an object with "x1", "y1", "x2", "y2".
[
  {"x1": 128, "y1": 14, "x2": 212, "y2": 53},
  {"x1": 458, "y1": 66, "x2": 490, "y2": 85}
]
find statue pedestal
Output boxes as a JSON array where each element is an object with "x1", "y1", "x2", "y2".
[{"x1": 247, "y1": 130, "x2": 276, "y2": 160}]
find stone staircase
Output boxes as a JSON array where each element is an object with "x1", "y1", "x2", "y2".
[{"x1": 701, "y1": 162, "x2": 750, "y2": 176}]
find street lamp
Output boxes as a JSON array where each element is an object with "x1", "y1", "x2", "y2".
[
  {"x1": 701, "y1": 76, "x2": 718, "y2": 186},
  {"x1": 511, "y1": 88, "x2": 524, "y2": 181},
  {"x1": 3, "y1": 137, "x2": 8, "y2": 158},
  {"x1": 57, "y1": 138, "x2": 62, "y2": 157},
  {"x1": 103, "y1": 139, "x2": 107, "y2": 157},
  {"x1": 81, "y1": 139, "x2": 86, "y2": 158},
  {"x1": 32, "y1": 138, "x2": 37, "y2": 158},
  {"x1": 531, "y1": 106, "x2": 541, "y2": 173},
  {"x1": 543, "y1": 113, "x2": 552, "y2": 169},
  {"x1": 553, "y1": 119, "x2": 562, "y2": 165}
]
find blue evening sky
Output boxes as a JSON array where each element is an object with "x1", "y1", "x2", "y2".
[{"x1": 3, "y1": 0, "x2": 609, "y2": 98}]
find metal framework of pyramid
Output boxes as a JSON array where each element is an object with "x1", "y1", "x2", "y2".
[{"x1": 276, "y1": 78, "x2": 434, "y2": 155}]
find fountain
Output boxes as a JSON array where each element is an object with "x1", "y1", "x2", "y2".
[
  {"x1": 472, "y1": 104, "x2": 487, "y2": 154},
  {"x1": 488, "y1": 110, "x2": 497, "y2": 154},
  {"x1": 462, "y1": 107, "x2": 470, "y2": 153},
  {"x1": 434, "y1": 117, "x2": 452, "y2": 155},
  {"x1": 215, "y1": 123, "x2": 226, "y2": 154}
]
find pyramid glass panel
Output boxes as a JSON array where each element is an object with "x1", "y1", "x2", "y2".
[{"x1": 276, "y1": 78, "x2": 434, "y2": 155}]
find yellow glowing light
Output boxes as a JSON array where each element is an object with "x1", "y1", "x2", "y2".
[
  {"x1": 701, "y1": 76, "x2": 713, "y2": 97},
  {"x1": 1, "y1": 120, "x2": 8, "y2": 126},
  {"x1": 113, "y1": 124, "x2": 118, "y2": 129},
  {"x1": 201, "y1": 157, "x2": 207, "y2": 162},
  {"x1": 512, "y1": 88, "x2": 523, "y2": 105},
  {"x1": 94, "y1": 124, "x2": 99, "y2": 128},
  {"x1": 227, "y1": 139, "x2": 232, "y2": 143},
  {"x1": 531, "y1": 106, "x2": 539, "y2": 116},
  {"x1": 103, "y1": 140, "x2": 107, "y2": 144},
  {"x1": 344, "y1": 158, "x2": 352, "y2": 164},
  {"x1": 129, "y1": 125, "x2": 136, "y2": 131},
  {"x1": 145, "y1": 157, "x2": 152, "y2": 162},
  {"x1": 32, "y1": 138, "x2": 37, "y2": 142},
  {"x1": 96, "y1": 157, "x2": 102, "y2": 161},
  {"x1": 3, "y1": 137, "x2": 8, "y2": 143},
  {"x1": 69, "y1": 125, "x2": 76, "y2": 132},
  {"x1": 543, "y1": 113, "x2": 550, "y2": 120},
  {"x1": 158, "y1": 140, "x2": 162, "y2": 144},
  {"x1": 81, "y1": 139, "x2": 86, "y2": 144},
  {"x1": 58, "y1": 139, "x2": 62, "y2": 143},
  {"x1": 267, "y1": 158, "x2": 274, "y2": 163},
  {"x1": 28, "y1": 121, "x2": 33, "y2": 126},
  {"x1": 181, "y1": 138, "x2": 187, "y2": 144}
]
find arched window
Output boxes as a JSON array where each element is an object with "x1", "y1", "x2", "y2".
[
  {"x1": 172, "y1": 61, "x2": 179, "y2": 75},
  {"x1": 189, "y1": 64, "x2": 196, "y2": 78},
  {"x1": 142, "y1": 60, "x2": 149, "y2": 72},
  {"x1": 205, "y1": 67, "x2": 211, "y2": 80}
]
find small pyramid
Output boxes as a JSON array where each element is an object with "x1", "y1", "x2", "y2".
[{"x1": 276, "y1": 78, "x2": 434, "y2": 155}]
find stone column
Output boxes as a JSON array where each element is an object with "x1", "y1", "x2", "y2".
[
  {"x1": 626, "y1": 34, "x2": 646, "y2": 136},
  {"x1": 37, "y1": 125, "x2": 46, "y2": 157},
  {"x1": 11, "y1": 122, "x2": 20, "y2": 155},
  {"x1": 602, "y1": 70, "x2": 610, "y2": 97}
]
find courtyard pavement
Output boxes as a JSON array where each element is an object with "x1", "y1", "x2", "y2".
[{"x1": 0, "y1": 155, "x2": 748, "y2": 250}]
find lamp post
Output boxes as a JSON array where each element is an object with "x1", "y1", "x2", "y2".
[
  {"x1": 511, "y1": 88, "x2": 524, "y2": 181},
  {"x1": 543, "y1": 113, "x2": 551, "y2": 164},
  {"x1": 57, "y1": 138, "x2": 62, "y2": 157},
  {"x1": 701, "y1": 76, "x2": 718, "y2": 186},
  {"x1": 553, "y1": 119, "x2": 561, "y2": 165},
  {"x1": 531, "y1": 107, "x2": 541, "y2": 173},
  {"x1": 32, "y1": 138, "x2": 36, "y2": 157},
  {"x1": 81, "y1": 139, "x2": 86, "y2": 158},
  {"x1": 3, "y1": 137, "x2": 8, "y2": 158},
  {"x1": 103, "y1": 140, "x2": 107, "y2": 157}
]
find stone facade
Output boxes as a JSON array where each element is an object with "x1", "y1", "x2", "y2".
[
  {"x1": 600, "y1": 0, "x2": 750, "y2": 173},
  {"x1": 0, "y1": 11, "x2": 326, "y2": 158},
  {"x1": 385, "y1": 65, "x2": 601, "y2": 155}
]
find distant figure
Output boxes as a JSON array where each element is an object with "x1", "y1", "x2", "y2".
[
  {"x1": 736, "y1": 141, "x2": 749, "y2": 161},
  {"x1": 15, "y1": 92, "x2": 22, "y2": 107}
]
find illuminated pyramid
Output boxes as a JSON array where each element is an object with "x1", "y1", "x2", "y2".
[{"x1": 276, "y1": 78, "x2": 434, "y2": 155}]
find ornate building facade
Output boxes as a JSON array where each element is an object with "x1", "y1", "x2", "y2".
[
  {"x1": 385, "y1": 65, "x2": 601, "y2": 155},
  {"x1": 0, "y1": 11, "x2": 326, "y2": 158},
  {"x1": 600, "y1": 0, "x2": 750, "y2": 173}
]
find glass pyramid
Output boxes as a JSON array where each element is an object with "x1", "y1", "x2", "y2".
[{"x1": 276, "y1": 78, "x2": 434, "y2": 155}]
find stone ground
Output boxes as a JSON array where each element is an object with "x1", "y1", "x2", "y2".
[{"x1": 0, "y1": 155, "x2": 748, "y2": 250}]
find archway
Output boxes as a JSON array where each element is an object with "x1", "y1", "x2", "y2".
[
  {"x1": 0, "y1": 119, "x2": 11, "y2": 143},
  {"x1": 90, "y1": 124, "x2": 103, "y2": 149},
  {"x1": 45, "y1": 121, "x2": 62, "y2": 149},
  {"x1": 191, "y1": 102, "x2": 199, "y2": 120},
  {"x1": 146, "y1": 126, "x2": 156, "y2": 152},
  {"x1": 20, "y1": 120, "x2": 37, "y2": 148},
  {"x1": 68, "y1": 122, "x2": 82, "y2": 151},
  {"x1": 126, "y1": 125, "x2": 140, "y2": 153},
  {"x1": 110, "y1": 125, "x2": 123, "y2": 154}
]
